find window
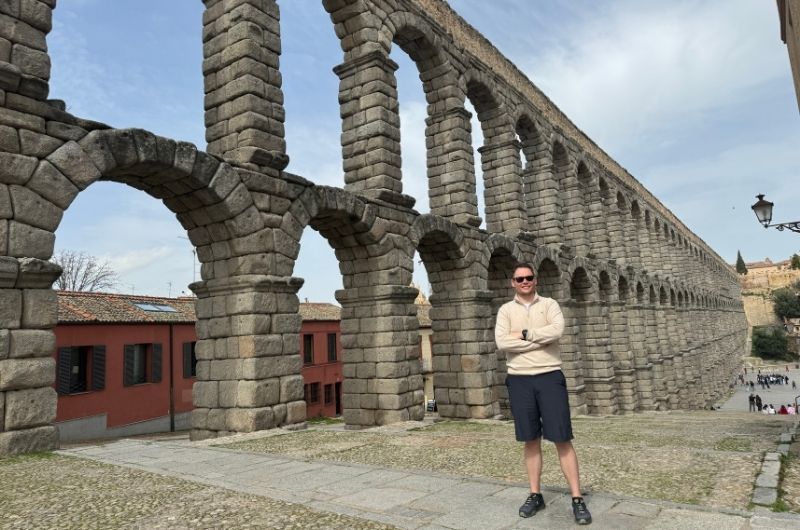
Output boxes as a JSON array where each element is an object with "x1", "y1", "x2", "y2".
[
  {"x1": 123, "y1": 343, "x2": 162, "y2": 386},
  {"x1": 132, "y1": 302, "x2": 177, "y2": 312},
  {"x1": 305, "y1": 382, "x2": 320, "y2": 404},
  {"x1": 56, "y1": 345, "x2": 105, "y2": 394},
  {"x1": 324, "y1": 384, "x2": 333, "y2": 405},
  {"x1": 183, "y1": 341, "x2": 197, "y2": 378},
  {"x1": 303, "y1": 334, "x2": 314, "y2": 364},
  {"x1": 327, "y1": 333, "x2": 337, "y2": 362}
]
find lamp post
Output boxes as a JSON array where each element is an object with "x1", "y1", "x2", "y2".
[{"x1": 751, "y1": 194, "x2": 800, "y2": 233}]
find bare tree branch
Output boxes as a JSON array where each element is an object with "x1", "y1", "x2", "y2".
[{"x1": 52, "y1": 250, "x2": 119, "y2": 292}]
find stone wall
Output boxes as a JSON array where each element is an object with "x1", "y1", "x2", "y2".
[{"x1": 0, "y1": 0, "x2": 747, "y2": 455}]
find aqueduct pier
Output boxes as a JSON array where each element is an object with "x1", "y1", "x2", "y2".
[{"x1": 0, "y1": 0, "x2": 746, "y2": 454}]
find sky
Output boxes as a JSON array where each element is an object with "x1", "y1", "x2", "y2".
[{"x1": 46, "y1": 0, "x2": 800, "y2": 302}]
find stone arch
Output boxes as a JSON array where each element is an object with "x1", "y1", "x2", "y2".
[
  {"x1": 24, "y1": 129, "x2": 262, "y2": 267},
  {"x1": 463, "y1": 68, "x2": 524, "y2": 233},
  {"x1": 569, "y1": 266, "x2": 593, "y2": 302},
  {"x1": 572, "y1": 159, "x2": 593, "y2": 256},
  {"x1": 548, "y1": 138, "x2": 570, "y2": 245},
  {"x1": 323, "y1": 0, "x2": 381, "y2": 58},
  {"x1": 14, "y1": 127, "x2": 308, "y2": 444},
  {"x1": 534, "y1": 256, "x2": 562, "y2": 300},
  {"x1": 618, "y1": 274, "x2": 631, "y2": 303},
  {"x1": 598, "y1": 269, "x2": 614, "y2": 302},
  {"x1": 384, "y1": 10, "x2": 482, "y2": 227},
  {"x1": 515, "y1": 112, "x2": 547, "y2": 234}
]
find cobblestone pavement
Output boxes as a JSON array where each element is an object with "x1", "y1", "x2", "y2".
[
  {"x1": 0, "y1": 450, "x2": 395, "y2": 530},
  {"x1": 2, "y1": 407, "x2": 800, "y2": 527},
  {"x1": 224, "y1": 411, "x2": 793, "y2": 510}
]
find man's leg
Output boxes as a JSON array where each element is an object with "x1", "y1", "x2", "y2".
[
  {"x1": 554, "y1": 440, "x2": 582, "y2": 497},
  {"x1": 524, "y1": 437, "x2": 543, "y2": 492}
]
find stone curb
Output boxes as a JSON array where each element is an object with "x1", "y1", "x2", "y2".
[{"x1": 751, "y1": 419, "x2": 799, "y2": 508}]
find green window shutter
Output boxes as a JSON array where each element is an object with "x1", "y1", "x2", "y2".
[
  {"x1": 57, "y1": 347, "x2": 72, "y2": 394},
  {"x1": 91, "y1": 345, "x2": 106, "y2": 391},
  {"x1": 182, "y1": 342, "x2": 192, "y2": 379},
  {"x1": 123, "y1": 345, "x2": 135, "y2": 387},
  {"x1": 151, "y1": 343, "x2": 163, "y2": 383}
]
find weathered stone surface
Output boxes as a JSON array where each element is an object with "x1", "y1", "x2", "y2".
[
  {"x1": 0, "y1": 329, "x2": 8, "y2": 360},
  {"x1": 285, "y1": 400, "x2": 306, "y2": 424},
  {"x1": 4, "y1": 386, "x2": 56, "y2": 428},
  {"x1": 46, "y1": 140, "x2": 101, "y2": 190},
  {"x1": 16, "y1": 257, "x2": 60, "y2": 288},
  {"x1": 11, "y1": 43, "x2": 49, "y2": 79},
  {"x1": 0, "y1": 152, "x2": 37, "y2": 184},
  {"x1": 7, "y1": 220, "x2": 53, "y2": 258},
  {"x1": 225, "y1": 407, "x2": 274, "y2": 432},
  {"x1": 0, "y1": 425, "x2": 57, "y2": 455},
  {"x1": 280, "y1": 374, "x2": 304, "y2": 402},
  {"x1": 8, "y1": 329, "x2": 53, "y2": 358},
  {"x1": 0, "y1": 288, "x2": 22, "y2": 328},
  {"x1": 19, "y1": 129, "x2": 61, "y2": 157},
  {"x1": 9, "y1": 184, "x2": 62, "y2": 231},
  {"x1": 21, "y1": 288, "x2": 56, "y2": 328},
  {"x1": 237, "y1": 379, "x2": 280, "y2": 407},
  {"x1": 0, "y1": 357, "x2": 55, "y2": 390}
]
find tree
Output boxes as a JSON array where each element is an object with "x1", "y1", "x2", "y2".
[
  {"x1": 751, "y1": 326, "x2": 795, "y2": 361},
  {"x1": 735, "y1": 250, "x2": 747, "y2": 274},
  {"x1": 773, "y1": 280, "x2": 800, "y2": 320},
  {"x1": 791, "y1": 253, "x2": 800, "y2": 270},
  {"x1": 51, "y1": 250, "x2": 118, "y2": 292}
]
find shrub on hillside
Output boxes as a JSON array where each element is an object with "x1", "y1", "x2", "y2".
[{"x1": 751, "y1": 326, "x2": 797, "y2": 361}]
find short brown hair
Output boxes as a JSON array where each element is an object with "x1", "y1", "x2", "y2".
[{"x1": 512, "y1": 262, "x2": 535, "y2": 277}]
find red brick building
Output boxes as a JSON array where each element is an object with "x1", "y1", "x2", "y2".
[{"x1": 53, "y1": 292, "x2": 343, "y2": 442}]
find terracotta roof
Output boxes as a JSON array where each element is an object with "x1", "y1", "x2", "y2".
[
  {"x1": 57, "y1": 291, "x2": 346, "y2": 325},
  {"x1": 57, "y1": 291, "x2": 432, "y2": 327},
  {"x1": 58, "y1": 291, "x2": 197, "y2": 324}
]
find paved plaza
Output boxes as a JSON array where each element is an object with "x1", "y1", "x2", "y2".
[
  {"x1": 45, "y1": 434, "x2": 796, "y2": 530},
  {"x1": 2, "y1": 373, "x2": 799, "y2": 529},
  {"x1": 720, "y1": 366, "x2": 800, "y2": 414}
]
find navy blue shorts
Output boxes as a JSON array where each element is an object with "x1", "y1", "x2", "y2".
[{"x1": 506, "y1": 370, "x2": 574, "y2": 443}]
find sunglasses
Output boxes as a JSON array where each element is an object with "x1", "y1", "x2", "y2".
[{"x1": 513, "y1": 275, "x2": 535, "y2": 283}]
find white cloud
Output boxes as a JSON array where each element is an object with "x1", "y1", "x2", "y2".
[
  {"x1": 518, "y1": 0, "x2": 787, "y2": 153},
  {"x1": 105, "y1": 246, "x2": 174, "y2": 275}
]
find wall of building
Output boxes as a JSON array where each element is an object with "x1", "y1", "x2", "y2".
[
  {"x1": 53, "y1": 320, "x2": 344, "y2": 441},
  {"x1": 53, "y1": 323, "x2": 196, "y2": 440},
  {"x1": 300, "y1": 320, "x2": 343, "y2": 418}
]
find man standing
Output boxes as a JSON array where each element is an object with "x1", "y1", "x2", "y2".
[
  {"x1": 748, "y1": 393, "x2": 756, "y2": 412},
  {"x1": 495, "y1": 263, "x2": 591, "y2": 525}
]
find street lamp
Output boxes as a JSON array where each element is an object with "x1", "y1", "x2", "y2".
[{"x1": 751, "y1": 194, "x2": 800, "y2": 233}]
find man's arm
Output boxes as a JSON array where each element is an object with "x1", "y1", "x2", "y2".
[
  {"x1": 527, "y1": 299, "x2": 565, "y2": 345},
  {"x1": 495, "y1": 304, "x2": 542, "y2": 353}
]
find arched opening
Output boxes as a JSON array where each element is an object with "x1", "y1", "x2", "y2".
[{"x1": 516, "y1": 114, "x2": 543, "y2": 234}]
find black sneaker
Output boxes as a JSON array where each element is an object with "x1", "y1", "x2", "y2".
[
  {"x1": 572, "y1": 497, "x2": 592, "y2": 525},
  {"x1": 519, "y1": 492, "x2": 545, "y2": 518}
]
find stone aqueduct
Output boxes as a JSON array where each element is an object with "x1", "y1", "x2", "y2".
[{"x1": 0, "y1": 0, "x2": 746, "y2": 454}]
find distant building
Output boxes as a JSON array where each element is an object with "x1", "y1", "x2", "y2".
[{"x1": 53, "y1": 292, "x2": 346, "y2": 442}]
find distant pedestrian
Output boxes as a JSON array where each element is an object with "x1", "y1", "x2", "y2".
[
  {"x1": 748, "y1": 393, "x2": 756, "y2": 412},
  {"x1": 755, "y1": 395, "x2": 763, "y2": 411},
  {"x1": 793, "y1": 380, "x2": 797, "y2": 390}
]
